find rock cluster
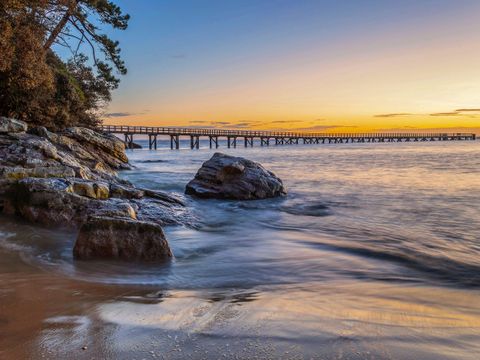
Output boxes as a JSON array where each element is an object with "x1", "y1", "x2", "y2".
[
  {"x1": 0, "y1": 117, "x2": 191, "y2": 262},
  {"x1": 185, "y1": 152, "x2": 287, "y2": 200}
]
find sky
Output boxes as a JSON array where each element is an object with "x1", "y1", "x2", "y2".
[{"x1": 102, "y1": 0, "x2": 480, "y2": 133}]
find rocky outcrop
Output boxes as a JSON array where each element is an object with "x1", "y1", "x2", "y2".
[
  {"x1": 185, "y1": 152, "x2": 286, "y2": 200},
  {"x1": 0, "y1": 118, "x2": 194, "y2": 262},
  {"x1": 73, "y1": 217, "x2": 172, "y2": 261},
  {"x1": 0, "y1": 117, "x2": 27, "y2": 133}
]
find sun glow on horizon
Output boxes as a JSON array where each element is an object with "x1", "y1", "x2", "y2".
[{"x1": 104, "y1": 0, "x2": 480, "y2": 135}]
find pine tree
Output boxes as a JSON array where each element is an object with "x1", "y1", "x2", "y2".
[{"x1": 0, "y1": 0, "x2": 130, "y2": 130}]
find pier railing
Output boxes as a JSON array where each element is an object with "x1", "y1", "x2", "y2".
[
  {"x1": 100, "y1": 125, "x2": 476, "y2": 149},
  {"x1": 100, "y1": 125, "x2": 474, "y2": 139}
]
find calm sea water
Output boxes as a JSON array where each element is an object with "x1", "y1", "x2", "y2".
[{"x1": 1, "y1": 139, "x2": 480, "y2": 359}]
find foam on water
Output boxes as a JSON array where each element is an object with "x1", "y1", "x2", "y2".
[{"x1": 1, "y1": 140, "x2": 479, "y2": 291}]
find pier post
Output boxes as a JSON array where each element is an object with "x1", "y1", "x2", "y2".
[
  {"x1": 190, "y1": 135, "x2": 200, "y2": 149},
  {"x1": 148, "y1": 134, "x2": 157, "y2": 150},
  {"x1": 124, "y1": 133, "x2": 133, "y2": 149},
  {"x1": 170, "y1": 135, "x2": 180, "y2": 149},
  {"x1": 209, "y1": 136, "x2": 219, "y2": 149},
  {"x1": 228, "y1": 136, "x2": 237, "y2": 148}
]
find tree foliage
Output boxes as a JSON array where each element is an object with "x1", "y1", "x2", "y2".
[{"x1": 0, "y1": 0, "x2": 129, "y2": 130}]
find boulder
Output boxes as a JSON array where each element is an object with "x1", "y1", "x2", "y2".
[
  {"x1": 65, "y1": 127, "x2": 128, "y2": 163},
  {"x1": 4, "y1": 177, "x2": 85, "y2": 226},
  {"x1": 73, "y1": 217, "x2": 172, "y2": 261},
  {"x1": 0, "y1": 117, "x2": 27, "y2": 133},
  {"x1": 185, "y1": 153, "x2": 286, "y2": 200}
]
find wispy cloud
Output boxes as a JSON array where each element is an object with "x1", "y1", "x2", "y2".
[
  {"x1": 189, "y1": 120, "x2": 208, "y2": 124},
  {"x1": 455, "y1": 108, "x2": 480, "y2": 112},
  {"x1": 374, "y1": 113, "x2": 412, "y2": 118},
  {"x1": 271, "y1": 120, "x2": 300, "y2": 124},
  {"x1": 104, "y1": 112, "x2": 134, "y2": 118},
  {"x1": 377, "y1": 126, "x2": 480, "y2": 134},
  {"x1": 373, "y1": 108, "x2": 480, "y2": 118},
  {"x1": 430, "y1": 112, "x2": 459, "y2": 116},
  {"x1": 229, "y1": 122, "x2": 253, "y2": 128}
]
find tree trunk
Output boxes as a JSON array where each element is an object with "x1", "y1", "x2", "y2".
[{"x1": 43, "y1": 1, "x2": 78, "y2": 50}]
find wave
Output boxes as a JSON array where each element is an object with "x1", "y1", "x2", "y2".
[
  {"x1": 0, "y1": 231, "x2": 30, "y2": 252},
  {"x1": 280, "y1": 202, "x2": 331, "y2": 217},
  {"x1": 298, "y1": 239, "x2": 480, "y2": 288},
  {"x1": 135, "y1": 159, "x2": 170, "y2": 164}
]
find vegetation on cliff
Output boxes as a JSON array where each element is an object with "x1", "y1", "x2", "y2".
[{"x1": 0, "y1": 0, "x2": 129, "y2": 130}]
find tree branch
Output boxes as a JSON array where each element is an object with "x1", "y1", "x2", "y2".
[{"x1": 43, "y1": 0, "x2": 78, "y2": 50}]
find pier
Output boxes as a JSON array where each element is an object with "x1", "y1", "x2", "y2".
[{"x1": 100, "y1": 125, "x2": 476, "y2": 150}]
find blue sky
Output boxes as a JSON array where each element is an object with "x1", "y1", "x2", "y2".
[{"x1": 97, "y1": 0, "x2": 480, "y2": 132}]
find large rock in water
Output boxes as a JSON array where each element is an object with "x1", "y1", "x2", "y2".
[
  {"x1": 185, "y1": 152, "x2": 286, "y2": 200},
  {"x1": 73, "y1": 217, "x2": 172, "y2": 261}
]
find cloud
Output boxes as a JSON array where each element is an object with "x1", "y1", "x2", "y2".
[
  {"x1": 104, "y1": 112, "x2": 134, "y2": 118},
  {"x1": 229, "y1": 122, "x2": 253, "y2": 128},
  {"x1": 271, "y1": 120, "x2": 298, "y2": 124},
  {"x1": 376, "y1": 126, "x2": 480, "y2": 134},
  {"x1": 374, "y1": 113, "x2": 412, "y2": 118},
  {"x1": 430, "y1": 112, "x2": 460, "y2": 116},
  {"x1": 189, "y1": 120, "x2": 208, "y2": 124},
  {"x1": 373, "y1": 108, "x2": 480, "y2": 118},
  {"x1": 455, "y1": 108, "x2": 480, "y2": 112}
]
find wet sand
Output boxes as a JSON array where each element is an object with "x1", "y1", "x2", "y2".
[{"x1": 2, "y1": 247, "x2": 480, "y2": 360}]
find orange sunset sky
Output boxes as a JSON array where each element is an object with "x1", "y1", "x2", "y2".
[{"x1": 103, "y1": 1, "x2": 480, "y2": 134}]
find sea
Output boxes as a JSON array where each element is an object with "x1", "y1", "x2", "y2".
[{"x1": 1, "y1": 138, "x2": 479, "y2": 359}]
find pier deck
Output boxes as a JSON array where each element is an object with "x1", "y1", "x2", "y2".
[{"x1": 100, "y1": 125, "x2": 476, "y2": 150}]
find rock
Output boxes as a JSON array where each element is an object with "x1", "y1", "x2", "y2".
[
  {"x1": 31, "y1": 166, "x2": 76, "y2": 178},
  {"x1": 110, "y1": 183, "x2": 145, "y2": 199},
  {"x1": 185, "y1": 153, "x2": 286, "y2": 200},
  {"x1": 0, "y1": 165, "x2": 76, "y2": 180},
  {"x1": 134, "y1": 198, "x2": 194, "y2": 226},
  {"x1": 94, "y1": 182, "x2": 110, "y2": 199},
  {"x1": 93, "y1": 199, "x2": 137, "y2": 220},
  {"x1": 65, "y1": 127, "x2": 128, "y2": 163},
  {"x1": 0, "y1": 119, "x2": 196, "y2": 261},
  {"x1": 142, "y1": 189, "x2": 186, "y2": 206},
  {"x1": 0, "y1": 117, "x2": 27, "y2": 133},
  {"x1": 73, "y1": 217, "x2": 172, "y2": 261},
  {"x1": 72, "y1": 180, "x2": 110, "y2": 199},
  {"x1": 4, "y1": 177, "x2": 84, "y2": 226},
  {"x1": 125, "y1": 141, "x2": 142, "y2": 149}
]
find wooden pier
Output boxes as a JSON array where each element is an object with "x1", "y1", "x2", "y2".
[{"x1": 100, "y1": 125, "x2": 476, "y2": 150}]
